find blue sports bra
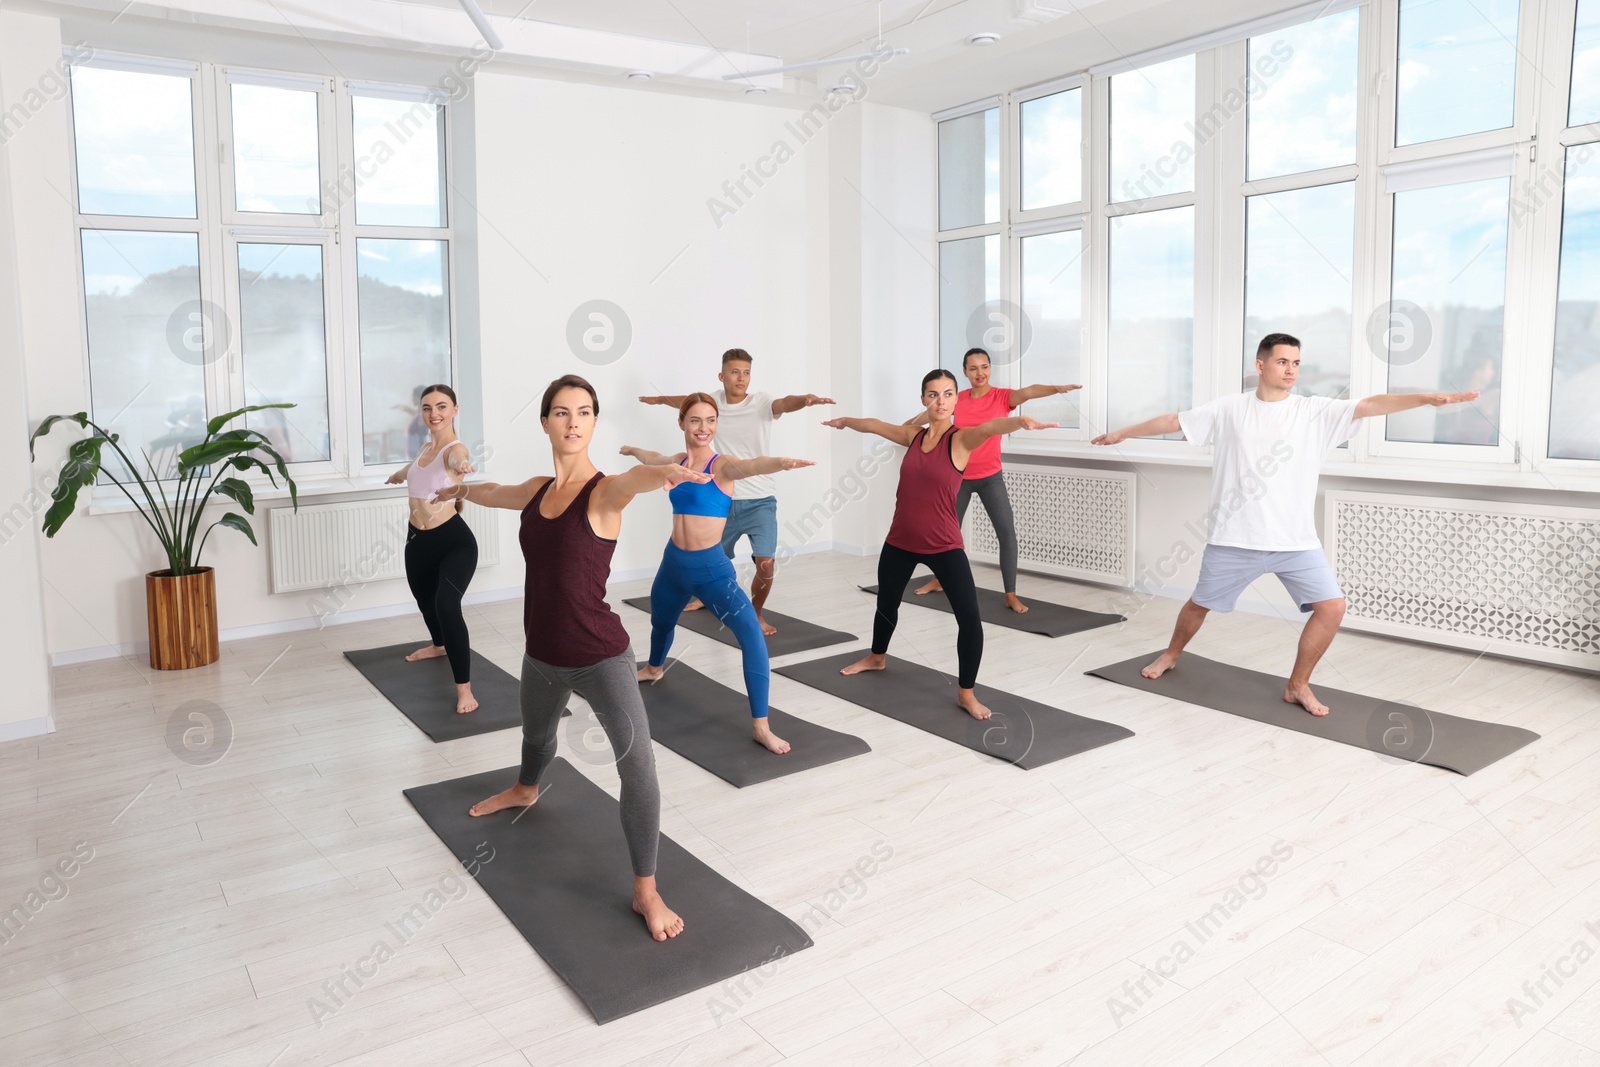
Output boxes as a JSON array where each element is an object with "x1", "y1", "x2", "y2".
[{"x1": 668, "y1": 455, "x2": 732, "y2": 517}]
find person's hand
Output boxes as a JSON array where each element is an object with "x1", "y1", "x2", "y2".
[
  {"x1": 385, "y1": 470, "x2": 407, "y2": 485},
  {"x1": 619, "y1": 445, "x2": 639, "y2": 458},
  {"x1": 431, "y1": 484, "x2": 470, "y2": 504},
  {"x1": 778, "y1": 458, "x2": 816, "y2": 470},
  {"x1": 637, "y1": 396, "x2": 665, "y2": 406},
  {"x1": 453, "y1": 460, "x2": 476, "y2": 476},
  {"x1": 1425, "y1": 390, "x2": 1481, "y2": 406},
  {"x1": 821, "y1": 418, "x2": 848, "y2": 429},
  {"x1": 661, "y1": 464, "x2": 711, "y2": 487},
  {"x1": 1053, "y1": 384, "x2": 1083, "y2": 394},
  {"x1": 1091, "y1": 431, "x2": 1127, "y2": 446},
  {"x1": 1017, "y1": 417, "x2": 1060, "y2": 431},
  {"x1": 802, "y1": 394, "x2": 835, "y2": 407}
]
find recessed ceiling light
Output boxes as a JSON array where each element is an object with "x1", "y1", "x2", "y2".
[
  {"x1": 624, "y1": 70, "x2": 654, "y2": 81},
  {"x1": 744, "y1": 85, "x2": 770, "y2": 95},
  {"x1": 828, "y1": 83, "x2": 857, "y2": 95},
  {"x1": 967, "y1": 32, "x2": 1002, "y2": 46}
]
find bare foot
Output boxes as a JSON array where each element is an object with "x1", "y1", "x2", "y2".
[
  {"x1": 915, "y1": 578, "x2": 943, "y2": 596},
  {"x1": 1141, "y1": 652, "x2": 1179, "y2": 679},
  {"x1": 637, "y1": 663, "x2": 665, "y2": 683},
  {"x1": 1005, "y1": 593, "x2": 1030, "y2": 615},
  {"x1": 684, "y1": 597, "x2": 705, "y2": 612},
  {"x1": 840, "y1": 653, "x2": 886, "y2": 676},
  {"x1": 406, "y1": 644, "x2": 447, "y2": 662},
  {"x1": 633, "y1": 886, "x2": 685, "y2": 941},
  {"x1": 958, "y1": 688, "x2": 991, "y2": 720},
  {"x1": 456, "y1": 683, "x2": 478, "y2": 715},
  {"x1": 470, "y1": 782, "x2": 538, "y2": 817},
  {"x1": 753, "y1": 720, "x2": 791, "y2": 754},
  {"x1": 1284, "y1": 683, "x2": 1330, "y2": 717},
  {"x1": 759, "y1": 615, "x2": 777, "y2": 637}
]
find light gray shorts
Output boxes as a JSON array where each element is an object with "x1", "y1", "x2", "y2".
[{"x1": 1193, "y1": 544, "x2": 1344, "y2": 613}]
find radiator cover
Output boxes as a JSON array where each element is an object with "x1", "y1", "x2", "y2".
[{"x1": 964, "y1": 462, "x2": 1135, "y2": 587}]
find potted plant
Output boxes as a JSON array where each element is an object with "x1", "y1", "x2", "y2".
[{"x1": 29, "y1": 404, "x2": 299, "y2": 670}]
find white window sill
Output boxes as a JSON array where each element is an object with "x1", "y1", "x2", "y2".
[
  {"x1": 85, "y1": 474, "x2": 405, "y2": 517},
  {"x1": 1001, "y1": 440, "x2": 1600, "y2": 495}
]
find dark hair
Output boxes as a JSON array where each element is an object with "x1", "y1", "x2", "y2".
[
  {"x1": 921, "y1": 368, "x2": 959, "y2": 393},
  {"x1": 419, "y1": 383, "x2": 457, "y2": 405},
  {"x1": 962, "y1": 347, "x2": 990, "y2": 370},
  {"x1": 678, "y1": 392, "x2": 719, "y2": 421},
  {"x1": 1256, "y1": 333, "x2": 1301, "y2": 359},
  {"x1": 721, "y1": 348, "x2": 752, "y2": 368},
  {"x1": 540, "y1": 374, "x2": 600, "y2": 420}
]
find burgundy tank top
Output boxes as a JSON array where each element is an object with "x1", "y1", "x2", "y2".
[
  {"x1": 885, "y1": 427, "x2": 965, "y2": 554},
  {"x1": 519, "y1": 472, "x2": 630, "y2": 668}
]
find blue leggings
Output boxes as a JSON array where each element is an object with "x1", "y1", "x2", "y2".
[{"x1": 648, "y1": 540, "x2": 770, "y2": 719}]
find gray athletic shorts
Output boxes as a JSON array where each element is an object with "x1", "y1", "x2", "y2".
[{"x1": 1193, "y1": 544, "x2": 1344, "y2": 613}]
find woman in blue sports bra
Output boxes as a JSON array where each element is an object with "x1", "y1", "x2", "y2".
[{"x1": 620, "y1": 393, "x2": 814, "y2": 755}]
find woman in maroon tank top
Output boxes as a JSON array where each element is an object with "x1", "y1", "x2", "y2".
[
  {"x1": 823, "y1": 369, "x2": 1055, "y2": 720},
  {"x1": 432, "y1": 374, "x2": 709, "y2": 943}
]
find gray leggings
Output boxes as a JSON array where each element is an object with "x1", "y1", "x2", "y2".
[
  {"x1": 956, "y1": 472, "x2": 1018, "y2": 593},
  {"x1": 518, "y1": 649, "x2": 660, "y2": 878}
]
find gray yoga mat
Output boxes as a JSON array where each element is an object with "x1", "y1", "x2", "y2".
[
  {"x1": 1086, "y1": 651, "x2": 1540, "y2": 776},
  {"x1": 774, "y1": 649, "x2": 1134, "y2": 769},
  {"x1": 623, "y1": 596, "x2": 856, "y2": 657},
  {"x1": 636, "y1": 660, "x2": 870, "y2": 787},
  {"x1": 860, "y1": 584, "x2": 1124, "y2": 638},
  {"x1": 345, "y1": 643, "x2": 525, "y2": 742},
  {"x1": 404, "y1": 760, "x2": 813, "y2": 1023}
]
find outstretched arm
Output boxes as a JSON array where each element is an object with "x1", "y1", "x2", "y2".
[
  {"x1": 1011, "y1": 383, "x2": 1083, "y2": 405},
  {"x1": 717, "y1": 455, "x2": 816, "y2": 481},
  {"x1": 901, "y1": 409, "x2": 932, "y2": 428},
  {"x1": 954, "y1": 414, "x2": 1058, "y2": 453},
  {"x1": 433, "y1": 475, "x2": 544, "y2": 511},
  {"x1": 772, "y1": 393, "x2": 835, "y2": 415},
  {"x1": 445, "y1": 442, "x2": 475, "y2": 477},
  {"x1": 384, "y1": 460, "x2": 411, "y2": 486},
  {"x1": 821, "y1": 416, "x2": 920, "y2": 448},
  {"x1": 619, "y1": 445, "x2": 684, "y2": 466},
  {"x1": 1092, "y1": 413, "x2": 1182, "y2": 446},
  {"x1": 1354, "y1": 390, "x2": 1480, "y2": 419},
  {"x1": 593, "y1": 461, "x2": 710, "y2": 511},
  {"x1": 638, "y1": 394, "x2": 690, "y2": 409}
]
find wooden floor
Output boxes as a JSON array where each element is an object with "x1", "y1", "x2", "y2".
[{"x1": 3, "y1": 551, "x2": 1599, "y2": 1067}]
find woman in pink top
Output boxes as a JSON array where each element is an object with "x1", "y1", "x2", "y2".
[
  {"x1": 384, "y1": 384, "x2": 480, "y2": 715},
  {"x1": 906, "y1": 347, "x2": 1082, "y2": 614},
  {"x1": 825, "y1": 369, "x2": 1054, "y2": 721}
]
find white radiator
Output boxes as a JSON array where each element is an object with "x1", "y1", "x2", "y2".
[
  {"x1": 268, "y1": 497, "x2": 501, "y2": 594},
  {"x1": 1326, "y1": 490, "x2": 1600, "y2": 670},
  {"x1": 964, "y1": 462, "x2": 1136, "y2": 587}
]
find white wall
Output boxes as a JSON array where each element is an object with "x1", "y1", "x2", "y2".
[{"x1": 0, "y1": 11, "x2": 57, "y2": 737}]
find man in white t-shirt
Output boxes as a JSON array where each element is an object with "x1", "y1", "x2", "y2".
[
  {"x1": 640, "y1": 348, "x2": 833, "y2": 634},
  {"x1": 1092, "y1": 332, "x2": 1479, "y2": 716}
]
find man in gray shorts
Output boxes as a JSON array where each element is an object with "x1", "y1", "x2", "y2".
[{"x1": 1092, "y1": 332, "x2": 1480, "y2": 716}]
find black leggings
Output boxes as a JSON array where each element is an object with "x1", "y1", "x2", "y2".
[
  {"x1": 404, "y1": 514, "x2": 478, "y2": 684},
  {"x1": 873, "y1": 542, "x2": 983, "y2": 688}
]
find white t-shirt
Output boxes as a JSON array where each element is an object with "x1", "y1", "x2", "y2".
[
  {"x1": 714, "y1": 389, "x2": 782, "y2": 500},
  {"x1": 1178, "y1": 392, "x2": 1361, "y2": 551}
]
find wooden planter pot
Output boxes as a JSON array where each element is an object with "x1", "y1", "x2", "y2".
[{"x1": 146, "y1": 567, "x2": 220, "y2": 670}]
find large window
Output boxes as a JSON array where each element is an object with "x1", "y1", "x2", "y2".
[
  {"x1": 1395, "y1": 0, "x2": 1520, "y2": 146},
  {"x1": 1108, "y1": 208, "x2": 1194, "y2": 430},
  {"x1": 1019, "y1": 229, "x2": 1083, "y2": 427},
  {"x1": 68, "y1": 57, "x2": 457, "y2": 483},
  {"x1": 1110, "y1": 56, "x2": 1195, "y2": 203}
]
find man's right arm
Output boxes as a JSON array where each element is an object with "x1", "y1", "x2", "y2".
[{"x1": 638, "y1": 395, "x2": 690, "y2": 408}]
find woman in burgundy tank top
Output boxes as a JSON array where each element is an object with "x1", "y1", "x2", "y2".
[
  {"x1": 823, "y1": 369, "x2": 1056, "y2": 721},
  {"x1": 431, "y1": 374, "x2": 710, "y2": 943}
]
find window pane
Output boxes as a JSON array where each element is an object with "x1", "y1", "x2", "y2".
[
  {"x1": 231, "y1": 83, "x2": 321, "y2": 214},
  {"x1": 1386, "y1": 178, "x2": 1508, "y2": 445},
  {"x1": 1572, "y1": 0, "x2": 1600, "y2": 127},
  {"x1": 1248, "y1": 9, "x2": 1360, "y2": 180},
  {"x1": 1244, "y1": 182, "x2": 1355, "y2": 398},
  {"x1": 1110, "y1": 55, "x2": 1195, "y2": 203},
  {"x1": 352, "y1": 96, "x2": 446, "y2": 227},
  {"x1": 358, "y1": 239, "x2": 451, "y2": 464},
  {"x1": 1551, "y1": 147, "x2": 1600, "y2": 459},
  {"x1": 938, "y1": 108, "x2": 999, "y2": 229},
  {"x1": 81, "y1": 230, "x2": 206, "y2": 477},
  {"x1": 1021, "y1": 89, "x2": 1082, "y2": 210},
  {"x1": 71, "y1": 66, "x2": 196, "y2": 218},
  {"x1": 938, "y1": 235, "x2": 999, "y2": 373},
  {"x1": 1019, "y1": 230, "x2": 1083, "y2": 428},
  {"x1": 1396, "y1": 0, "x2": 1519, "y2": 146},
  {"x1": 1108, "y1": 207, "x2": 1193, "y2": 430},
  {"x1": 238, "y1": 244, "x2": 330, "y2": 462}
]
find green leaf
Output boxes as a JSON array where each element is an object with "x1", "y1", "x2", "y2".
[
  {"x1": 205, "y1": 402, "x2": 294, "y2": 437},
  {"x1": 215, "y1": 512, "x2": 256, "y2": 545},
  {"x1": 41, "y1": 436, "x2": 104, "y2": 537},
  {"x1": 176, "y1": 438, "x2": 256, "y2": 474},
  {"x1": 28, "y1": 412, "x2": 89, "y2": 459},
  {"x1": 214, "y1": 477, "x2": 255, "y2": 514}
]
